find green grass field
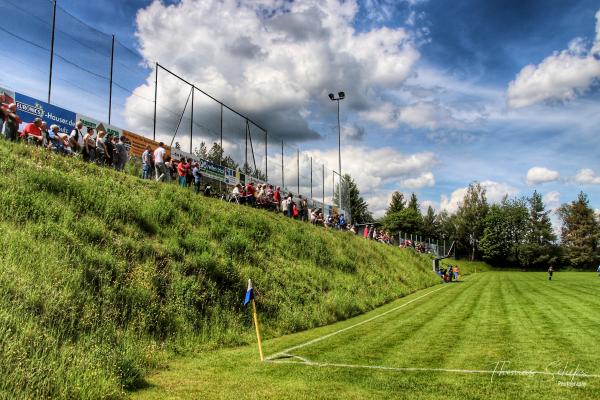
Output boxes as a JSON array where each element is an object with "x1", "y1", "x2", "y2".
[{"x1": 132, "y1": 272, "x2": 600, "y2": 399}]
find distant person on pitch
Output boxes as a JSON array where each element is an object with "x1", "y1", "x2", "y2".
[
  {"x1": 547, "y1": 265, "x2": 554, "y2": 281},
  {"x1": 453, "y1": 265, "x2": 459, "y2": 281},
  {"x1": 597, "y1": 265, "x2": 600, "y2": 277}
]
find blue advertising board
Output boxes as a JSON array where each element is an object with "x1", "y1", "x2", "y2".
[{"x1": 15, "y1": 92, "x2": 76, "y2": 134}]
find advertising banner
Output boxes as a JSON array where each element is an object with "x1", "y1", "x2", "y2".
[
  {"x1": 15, "y1": 92, "x2": 76, "y2": 134},
  {"x1": 76, "y1": 114, "x2": 122, "y2": 138},
  {"x1": 122, "y1": 130, "x2": 168, "y2": 158},
  {"x1": 224, "y1": 167, "x2": 240, "y2": 185},
  {"x1": 200, "y1": 159, "x2": 226, "y2": 182}
]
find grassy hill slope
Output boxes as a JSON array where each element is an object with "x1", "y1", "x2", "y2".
[{"x1": 0, "y1": 140, "x2": 442, "y2": 399}]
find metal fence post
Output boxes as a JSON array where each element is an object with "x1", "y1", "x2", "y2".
[
  {"x1": 322, "y1": 164, "x2": 325, "y2": 209},
  {"x1": 108, "y1": 34, "x2": 115, "y2": 124},
  {"x1": 47, "y1": 0, "x2": 57, "y2": 103},
  {"x1": 245, "y1": 120, "x2": 248, "y2": 170},
  {"x1": 310, "y1": 156, "x2": 313, "y2": 199},
  {"x1": 190, "y1": 86, "x2": 194, "y2": 153},
  {"x1": 153, "y1": 62, "x2": 158, "y2": 141},
  {"x1": 219, "y1": 104, "x2": 223, "y2": 163}
]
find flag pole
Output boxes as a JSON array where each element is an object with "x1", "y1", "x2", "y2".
[{"x1": 251, "y1": 298, "x2": 264, "y2": 361}]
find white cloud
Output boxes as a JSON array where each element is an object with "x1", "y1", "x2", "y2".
[
  {"x1": 364, "y1": 191, "x2": 394, "y2": 218},
  {"x1": 401, "y1": 172, "x2": 435, "y2": 189},
  {"x1": 543, "y1": 191, "x2": 561, "y2": 211},
  {"x1": 420, "y1": 199, "x2": 438, "y2": 214},
  {"x1": 126, "y1": 0, "x2": 420, "y2": 146},
  {"x1": 440, "y1": 187, "x2": 467, "y2": 214},
  {"x1": 440, "y1": 180, "x2": 519, "y2": 213},
  {"x1": 359, "y1": 101, "x2": 465, "y2": 130},
  {"x1": 526, "y1": 167, "x2": 560, "y2": 185},
  {"x1": 341, "y1": 123, "x2": 366, "y2": 141},
  {"x1": 398, "y1": 102, "x2": 464, "y2": 130},
  {"x1": 307, "y1": 145, "x2": 436, "y2": 194},
  {"x1": 359, "y1": 102, "x2": 399, "y2": 129},
  {"x1": 573, "y1": 168, "x2": 600, "y2": 185},
  {"x1": 507, "y1": 10, "x2": 600, "y2": 108}
]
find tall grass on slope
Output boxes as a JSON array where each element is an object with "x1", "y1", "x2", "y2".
[{"x1": 0, "y1": 141, "x2": 440, "y2": 399}]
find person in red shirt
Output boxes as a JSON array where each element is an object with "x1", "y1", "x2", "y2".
[
  {"x1": 23, "y1": 118, "x2": 44, "y2": 145},
  {"x1": 176, "y1": 158, "x2": 189, "y2": 188},
  {"x1": 246, "y1": 182, "x2": 256, "y2": 206},
  {"x1": 273, "y1": 186, "x2": 281, "y2": 211},
  {"x1": 2, "y1": 103, "x2": 21, "y2": 142}
]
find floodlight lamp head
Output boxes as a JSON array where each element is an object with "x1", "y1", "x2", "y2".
[
  {"x1": 338, "y1": 91, "x2": 345, "y2": 99},
  {"x1": 328, "y1": 93, "x2": 335, "y2": 100}
]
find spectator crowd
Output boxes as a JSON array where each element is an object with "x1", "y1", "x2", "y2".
[
  {"x1": 1, "y1": 106, "x2": 130, "y2": 170},
  {"x1": 2, "y1": 105, "x2": 436, "y2": 252}
]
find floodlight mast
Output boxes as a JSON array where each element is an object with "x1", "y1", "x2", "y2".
[{"x1": 328, "y1": 91, "x2": 345, "y2": 211}]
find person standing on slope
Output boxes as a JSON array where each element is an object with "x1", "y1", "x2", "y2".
[
  {"x1": 153, "y1": 142, "x2": 167, "y2": 182},
  {"x1": 548, "y1": 265, "x2": 554, "y2": 281},
  {"x1": 141, "y1": 145, "x2": 152, "y2": 179},
  {"x1": 192, "y1": 162, "x2": 202, "y2": 194}
]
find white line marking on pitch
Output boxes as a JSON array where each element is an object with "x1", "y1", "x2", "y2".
[
  {"x1": 266, "y1": 285, "x2": 449, "y2": 361},
  {"x1": 265, "y1": 359, "x2": 600, "y2": 379}
]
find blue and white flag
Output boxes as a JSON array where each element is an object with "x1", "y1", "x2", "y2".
[{"x1": 243, "y1": 279, "x2": 254, "y2": 306}]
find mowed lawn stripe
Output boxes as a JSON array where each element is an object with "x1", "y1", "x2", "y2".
[
  {"x1": 445, "y1": 273, "x2": 518, "y2": 370},
  {"x1": 297, "y1": 274, "x2": 488, "y2": 367},
  {"x1": 539, "y1": 275, "x2": 600, "y2": 311},
  {"x1": 376, "y1": 274, "x2": 495, "y2": 369},
  {"x1": 265, "y1": 284, "x2": 451, "y2": 359},
  {"x1": 505, "y1": 274, "x2": 599, "y2": 371},
  {"x1": 337, "y1": 281, "x2": 470, "y2": 366}
]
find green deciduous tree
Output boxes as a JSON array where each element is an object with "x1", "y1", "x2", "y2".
[
  {"x1": 207, "y1": 142, "x2": 224, "y2": 165},
  {"x1": 480, "y1": 197, "x2": 528, "y2": 266},
  {"x1": 558, "y1": 192, "x2": 600, "y2": 269},
  {"x1": 381, "y1": 207, "x2": 423, "y2": 236},
  {"x1": 518, "y1": 191, "x2": 559, "y2": 269},
  {"x1": 381, "y1": 192, "x2": 422, "y2": 235},
  {"x1": 334, "y1": 174, "x2": 373, "y2": 224},
  {"x1": 194, "y1": 141, "x2": 208, "y2": 159},
  {"x1": 455, "y1": 182, "x2": 489, "y2": 260}
]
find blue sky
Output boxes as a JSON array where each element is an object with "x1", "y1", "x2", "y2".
[{"x1": 0, "y1": 0, "x2": 599, "y2": 221}]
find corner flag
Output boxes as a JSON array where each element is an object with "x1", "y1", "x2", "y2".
[
  {"x1": 244, "y1": 279, "x2": 254, "y2": 306},
  {"x1": 244, "y1": 278, "x2": 264, "y2": 361}
]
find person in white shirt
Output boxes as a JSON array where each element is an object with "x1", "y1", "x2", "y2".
[
  {"x1": 69, "y1": 121, "x2": 84, "y2": 153},
  {"x1": 153, "y1": 142, "x2": 168, "y2": 182}
]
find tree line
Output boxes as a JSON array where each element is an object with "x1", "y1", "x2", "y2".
[
  {"x1": 377, "y1": 183, "x2": 599, "y2": 270},
  {"x1": 334, "y1": 175, "x2": 598, "y2": 270}
]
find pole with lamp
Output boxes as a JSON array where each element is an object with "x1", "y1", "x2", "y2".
[{"x1": 328, "y1": 91, "x2": 345, "y2": 212}]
